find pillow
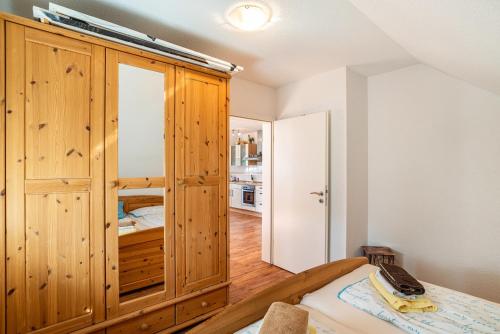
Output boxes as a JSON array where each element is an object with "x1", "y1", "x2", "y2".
[
  {"x1": 118, "y1": 200, "x2": 126, "y2": 219},
  {"x1": 129, "y1": 205, "x2": 163, "y2": 218}
]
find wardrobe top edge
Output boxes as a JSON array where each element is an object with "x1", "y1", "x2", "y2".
[{"x1": 0, "y1": 11, "x2": 232, "y2": 80}]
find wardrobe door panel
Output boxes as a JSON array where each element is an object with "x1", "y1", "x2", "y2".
[
  {"x1": 0, "y1": 18, "x2": 5, "y2": 334},
  {"x1": 25, "y1": 192, "x2": 91, "y2": 327},
  {"x1": 6, "y1": 24, "x2": 105, "y2": 334},
  {"x1": 184, "y1": 185, "x2": 220, "y2": 284},
  {"x1": 25, "y1": 40, "x2": 91, "y2": 179},
  {"x1": 105, "y1": 50, "x2": 175, "y2": 318},
  {"x1": 175, "y1": 68, "x2": 228, "y2": 295}
]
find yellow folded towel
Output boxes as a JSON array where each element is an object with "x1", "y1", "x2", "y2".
[{"x1": 369, "y1": 272, "x2": 437, "y2": 313}]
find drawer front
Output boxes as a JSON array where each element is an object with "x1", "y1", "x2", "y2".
[
  {"x1": 107, "y1": 307, "x2": 175, "y2": 334},
  {"x1": 176, "y1": 288, "x2": 227, "y2": 324}
]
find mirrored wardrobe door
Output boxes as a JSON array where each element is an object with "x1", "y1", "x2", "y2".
[{"x1": 105, "y1": 49, "x2": 175, "y2": 317}]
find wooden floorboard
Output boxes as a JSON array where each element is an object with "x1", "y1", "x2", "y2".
[{"x1": 229, "y1": 211, "x2": 293, "y2": 304}]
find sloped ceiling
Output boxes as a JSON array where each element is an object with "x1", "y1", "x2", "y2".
[
  {"x1": 349, "y1": 0, "x2": 500, "y2": 95},
  {"x1": 3, "y1": 1, "x2": 499, "y2": 93},
  {"x1": 5, "y1": 0, "x2": 416, "y2": 87}
]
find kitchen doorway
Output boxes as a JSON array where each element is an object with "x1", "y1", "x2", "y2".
[{"x1": 228, "y1": 116, "x2": 292, "y2": 303}]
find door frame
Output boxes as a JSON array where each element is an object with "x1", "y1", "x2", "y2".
[{"x1": 228, "y1": 116, "x2": 273, "y2": 263}]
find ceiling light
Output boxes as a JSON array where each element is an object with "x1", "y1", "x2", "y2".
[{"x1": 226, "y1": 2, "x2": 272, "y2": 31}]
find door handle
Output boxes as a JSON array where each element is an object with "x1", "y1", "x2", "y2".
[{"x1": 309, "y1": 191, "x2": 324, "y2": 196}]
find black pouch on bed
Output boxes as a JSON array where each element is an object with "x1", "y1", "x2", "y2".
[{"x1": 379, "y1": 263, "x2": 425, "y2": 295}]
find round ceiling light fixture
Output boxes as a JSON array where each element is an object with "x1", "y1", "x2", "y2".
[{"x1": 226, "y1": 1, "x2": 273, "y2": 31}]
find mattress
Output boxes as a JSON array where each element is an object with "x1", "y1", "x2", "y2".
[
  {"x1": 236, "y1": 263, "x2": 500, "y2": 334},
  {"x1": 118, "y1": 205, "x2": 164, "y2": 235},
  {"x1": 236, "y1": 264, "x2": 403, "y2": 334},
  {"x1": 300, "y1": 264, "x2": 405, "y2": 334}
]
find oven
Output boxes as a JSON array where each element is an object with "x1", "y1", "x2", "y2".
[{"x1": 241, "y1": 185, "x2": 255, "y2": 208}]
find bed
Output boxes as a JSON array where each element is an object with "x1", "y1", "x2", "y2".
[
  {"x1": 188, "y1": 257, "x2": 500, "y2": 334},
  {"x1": 118, "y1": 195, "x2": 165, "y2": 294}
]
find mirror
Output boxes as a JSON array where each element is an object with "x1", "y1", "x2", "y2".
[{"x1": 117, "y1": 63, "x2": 166, "y2": 302}]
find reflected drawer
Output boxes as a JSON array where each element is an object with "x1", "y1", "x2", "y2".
[
  {"x1": 176, "y1": 288, "x2": 227, "y2": 324},
  {"x1": 107, "y1": 306, "x2": 175, "y2": 334}
]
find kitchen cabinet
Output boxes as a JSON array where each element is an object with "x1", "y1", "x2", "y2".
[
  {"x1": 230, "y1": 143, "x2": 257, "y2": 166},
  {"x1": 230, "y1": 184, "x2": 242, "y2": 209},
  {"x1": 255, "y1": 185, "x2": 264, "y2": 213},
  {"x1": 230, "y1": 145, "x2": 241, "y2": 166}
]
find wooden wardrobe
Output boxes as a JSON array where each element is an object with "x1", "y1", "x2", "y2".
[{"x1": 1, "y1": 12, "x2": 229, "y2": 334}]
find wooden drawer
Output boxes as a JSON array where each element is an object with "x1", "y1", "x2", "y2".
[
  {"x1": 107, "y1": 306, "x2": 175, "y2": 334},
  {"x1": 176, "y1": 288, "x2": 227, "y2": 324}
]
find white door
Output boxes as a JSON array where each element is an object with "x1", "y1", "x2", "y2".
[{"x1": 273, "y1": 112, "x2": 329, "y2": 273}]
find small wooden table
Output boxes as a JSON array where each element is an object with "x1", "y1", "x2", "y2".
[{"x1": 361, "y1": 246, "x2": 396, "y2": 266}]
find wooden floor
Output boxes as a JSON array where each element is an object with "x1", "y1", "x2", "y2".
[{"x1": 229, "y1": 210, "x2": 293, "y2": 304}]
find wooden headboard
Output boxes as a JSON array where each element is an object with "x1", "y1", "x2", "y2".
[{"x1": 118, "y1": 195, "x2": 164, "y2": 213}]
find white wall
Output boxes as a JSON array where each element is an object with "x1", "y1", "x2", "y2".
[
  {"x1": 277, "y1": 67, "x2": 368, "y2": 261},
  {"x1": 0, "y1": 2, "x2": 12, "y2": 13},
  {"x1": 230, "y1": 77, "x2": 276, "y2": 121},
  {"x1": 118, "y1": 64, "x2": 165, "y2": 196},
  {"x1": 346, "y1": 69, "x2": 368, "y2": 258},
  {"x1": 368, "y1": 64, "x2": 500, "y2": 302}
]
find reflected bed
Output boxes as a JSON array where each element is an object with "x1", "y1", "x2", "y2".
[{"x1": 118, "y1": 195, "x2": 165, "y2": 295}]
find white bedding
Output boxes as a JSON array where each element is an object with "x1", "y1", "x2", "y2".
[
  {"x1": 300, "y1": 264, "x2": 404, "y2": 334},
  {"x1": 338, "y1": 274, "x2": 500, "y2": 334},
  {"x1": 302, "y1": 264, "x2": 500, "y2": 334},
  {"x1": 234, "y1": 264, "x2": 500, "y2": 334},
  {"x1": 235, "y1": 265, "x2": 399, "y2": 334},
  {"x1": 118, "y1": 205, "x2": 164, "y2": 235}
]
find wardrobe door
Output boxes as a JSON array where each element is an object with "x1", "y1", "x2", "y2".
[
  {"x1": 0, "y1": 18, "x2": 5, "y2": 334},
  {"x1": 5, "y1": 24, "x2": 105, "y2": 333},
  {"x1": 105, "y1": 50, "x2": 175, "y2": 318},
  {"x1": 175, "y1": 68, "x2": 228, "y2": 295}
]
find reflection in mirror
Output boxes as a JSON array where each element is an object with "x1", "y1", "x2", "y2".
[{"x1": 117, "y1": 64, "x2": 166, "y2": 303}]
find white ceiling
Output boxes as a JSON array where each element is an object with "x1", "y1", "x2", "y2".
[
  {"x1": 349, "y1": 0, "x2": 500, "y2": 95},
  {"x1": 7, "y1": 0, "x2": 416, "y2": 87},
  {"x1": 230, "y1": 117, "x2": 264, "y2": 133},
  {"x1": 5, "y1": 1, "x2": 499, "y2": 94}
]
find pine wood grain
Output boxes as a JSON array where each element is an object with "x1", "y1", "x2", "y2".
[
  {"x1": 0, "y1": 17, "x2": 5, "y2": 334},
  {"x1": 72, "y1": 282, "x2": 230, "y2": 334},
  {"x1": 176, "y1": 288, "x2": 227, "y2": 324},
  {"x1": 6, "y1": 22, "x2": 27, "y2": 334},
  {"x1": 229, "y1": 211, "x2": 293, "y2": 304},
  {"x1": 6, "y1": 23, "x2": 104, "y2": 333},
  {"x1": 89, "y1": 44, "x2": 106, "y2": 325},
  {"x1": 118, "y1": 177, "x2": 165, "y2": 190},
  {"x1": 105, "y1": 50, "x2": 176, "y2": 318},
  {"x1": 175, "y1": 68, "x2": 228, "y2": 296},
  {"x1": 25, "y1": 28, "x2": 92, "y2": 179},
  {"x1": 107, "y1": 306, "x2": 174, "y2": 334},
  {"x1": 2, "y1": 10, "x2": 232, "y2": 333}
]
